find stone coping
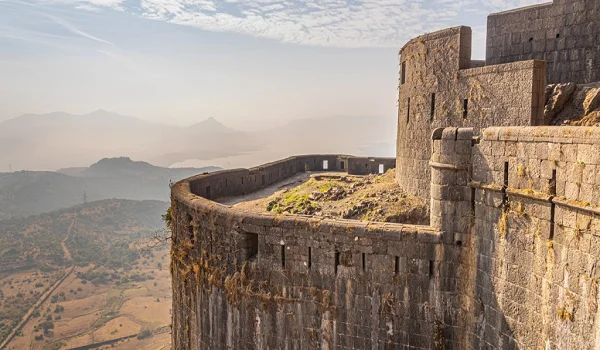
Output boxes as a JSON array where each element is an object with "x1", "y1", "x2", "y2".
[
  {"x1": 482, "y1": 126, "x2": 600, "y2": 143},
  {"x1": 399, "y1": 26, "x2": 469, "y2": 53},
  {"x1": 488, "y1": 1, "x2": 552, "y2": 17}
]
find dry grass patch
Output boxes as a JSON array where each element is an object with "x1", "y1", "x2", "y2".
[
  {"x1": 120, "y1": 296, "x2": 171, "y2": 328},
  {"x1": 92, "y1": 316, "x2": 141, "y2": 342},
  {"x1": 234, "y1": 170, "x2": 429, "y2": 224}
]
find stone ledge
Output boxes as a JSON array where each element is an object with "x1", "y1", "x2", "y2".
[
  {"x1": 481, "y1": 126, "x2": 600, "y2": 143},
  {"x1": 429, "y1": 161, "x2": 469, "y2": 171},
  {"x1": 553, "y1": 197, "x2": 600, "y2": 216}
]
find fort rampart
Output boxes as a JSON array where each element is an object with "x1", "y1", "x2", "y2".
[
  {"x1": 172, "y1": 1, "x2": 600, "y2": 348},
  {"x1": 170, "y1": 155, "x2": 456, "y2": 349},
  {"x1": 172, "y1": 128, "x2": 600, "y2": 349}
]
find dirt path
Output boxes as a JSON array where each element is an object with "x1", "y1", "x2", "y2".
[
  {"x1": 61, "y1": 216, "x2": 76, "y2": 261},
  {"x1": 0, "y1": 217, "x2": 77, "y2": 350},
  {"x1": 217, "y1": 172, "x2": 315, "y2": 206},
  {"x1": 0, "y1": 266, "x2": 75, "y2": 350}
]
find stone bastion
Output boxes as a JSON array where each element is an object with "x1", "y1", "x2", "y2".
[
  {"x1": 170, "y1": 2, "x2": 600, "y2": 347},
  {"x1": 171, "y1": 128, "x2": 600, "y2": 349}
]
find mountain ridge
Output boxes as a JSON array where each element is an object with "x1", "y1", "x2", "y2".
[
  {"x1": 0, "y1": 110, "x2": 254, "y2": 170},
  {"x1": 0, "y1": 157, "x2": 221, "y2": 219}
]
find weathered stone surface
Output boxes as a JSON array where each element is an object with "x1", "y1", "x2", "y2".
[
  {"x1": 487, "y1": 0, "x2": 600, "y2": 84},
  {"x1": 396, "y1": 26, "x2": 546, "y2": 201},
  {"x1": 172, "y1": 0, "x2": 600, "y2": 348}
]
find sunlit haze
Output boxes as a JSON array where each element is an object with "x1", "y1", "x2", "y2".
[{"x1": 0, "y1": 0, "x2": 547, "y2": 128}]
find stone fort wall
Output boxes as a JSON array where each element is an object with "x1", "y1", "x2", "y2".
[
  {"x1": 171, "y1": 2, "x2": 600, "y2": 348},
  {"x1": 432, "y1": 126, "x2": 600, "y2": 349},
  {"x1": 396, "y1": 26, "x2": 546, "y2": 200},
  {"x1": 170, "y1": 155, "x2": 461, "y2": 349},
  {"x1": 172, "y1": 129, "x2": 600, "y2": 349},
  {"x1": 486, "y1": 0, "x2": 600, "y2": 84}
]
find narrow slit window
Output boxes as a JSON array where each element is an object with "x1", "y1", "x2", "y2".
[
  {"x1": 549, "y1": 169, "x2": 557, "y2": 240},
  {"x1": 340, "y1": 161, "x2": 345, "y2": 170},
  {"x1": 401, "y1": 61, "x2": 406, "y2": 84},
  {"x1": 281, "y1": 245, "x2": 286, "y2": 269},
  {"x1": 430, "y1": 93, "x2": 436, "y2": 121},
  {"x1": 225, "y1": 179, "x2": 228, "y2": 187},
  {"x1": 463, "y1": 99, "x2": 468, "y2": 119},
  {"x1": 243, "y1": 232, "x2": 258, "y2": 260},
  {"x1": 334, "y1": 250, "x2": 340, "y2": 274},
  {"x1": 241, "y1": 177, "x2": 244, "y2": 184},
  {"x1": 394, "y1": 256, "x2": 400, "y2": 275},
  {"x1": 308, "y1": 247, "x2": 312, "y2": 269},
  {"x1": 503, "y1": 162, "x2": 509, "y2": 188},
  {"x1": 550, "y1": 169, "x2": 557, "y2": 195},
  {"x1": 407, "y1": 98, "x2": 411, "y2": 123},
  {"x1": 429, "y1": 260, "x2": 434, "y2": 276},
  {"x1": 362, "y1": 253, "x2": 366, "y2": 271}
]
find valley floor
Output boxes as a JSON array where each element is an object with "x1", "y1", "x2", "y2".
[{"x1": 1, "y1": 247, "x2": 171, "y2": 350}]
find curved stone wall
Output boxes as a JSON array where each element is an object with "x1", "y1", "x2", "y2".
[
  {"x1": 172, "y1": 131, "x2": 600, "y2": 349},
  {"x1": 170, "y1": 155, "x2": 463, "y2": 349}
]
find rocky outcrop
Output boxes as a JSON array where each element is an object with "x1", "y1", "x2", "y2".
[{"x1": 545, "y1": 82, "x2": 600, "y2": 126}]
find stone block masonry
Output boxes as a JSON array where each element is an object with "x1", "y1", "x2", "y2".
[
  {"x1": 171, "y1": 1, "x2": 600, "y2": 348},
  {"x1": 487, "y1": 0, "x2": 600, "y2": 84},
  {"x1": 396, "y1": 26, "x2": 546, "y2": 200},
  {"x1": 438, "y1": 126, "x2": 600, "y2": 349},
  {"x1": 171, "y1": 155, "x2": 461, "y2": 349},
  {"x1": 172, "y1": 129, "x2": 600, "y2": 349}
]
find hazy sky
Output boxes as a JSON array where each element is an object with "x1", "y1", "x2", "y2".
[{"x1": 0, "y1": 0, "x2": 547, "y2": 128}]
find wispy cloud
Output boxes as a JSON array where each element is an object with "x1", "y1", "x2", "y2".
[
  {"x1": 11, "y1": 0, "x2": 549, "y2": 48},
  {"x1": 40, "y1": 12, "x2": 115, "y2": 46},
  {"x1": 39, "y1": 0, "x2": 126, "y2": 11},
  {"x1": 97, "y1": 49, "x2": 160, "y2": 79},
  {"x1": 136, "y1": 0, "x2": 548, "y2": 48}
]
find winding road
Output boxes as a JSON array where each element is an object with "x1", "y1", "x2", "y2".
[{"x1": 0, "y1": 217, "x2": 77, "y2": 350}]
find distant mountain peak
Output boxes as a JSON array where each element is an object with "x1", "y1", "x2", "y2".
[
  {"x1": 188, "y1": 117, "x2": 234, "y2": 133},
  {"x1": 91, "y1": 157, "x2": 149, "y2": 168},
  {"x1": 88, "y1": 108, "x2": 117, "y2": 115}
]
